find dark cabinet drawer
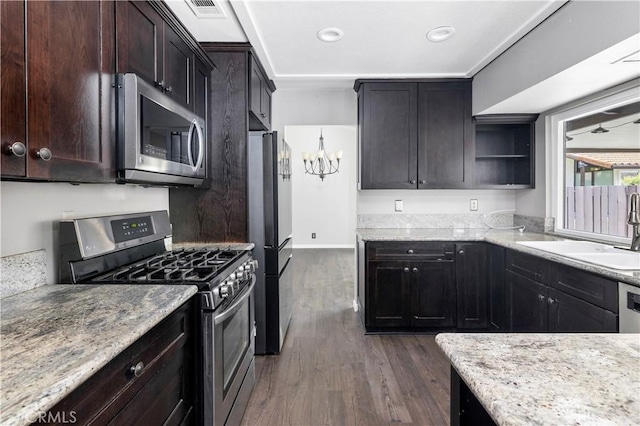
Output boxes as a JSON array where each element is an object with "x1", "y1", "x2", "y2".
[
  {"x1": 367, "y1": 241, "x2": 454, "y2": 260},
  {"x1": 49, "y1": 300, "x2": 194, "y2": 425},
  {"x1": 549, "y1": 263, "x2": 618, "y2": 313},
  {"x1": 506, "y1": 250, "x2": 549, "y2": 283}
]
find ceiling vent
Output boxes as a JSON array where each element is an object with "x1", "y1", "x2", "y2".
[{"x1": 185, "y1": 0, "x2": 226, "y2": 19}]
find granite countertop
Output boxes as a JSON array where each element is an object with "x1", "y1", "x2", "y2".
[
  {"x1": 436, "y1": 333, "x2": 640, "y2": 426},
  {"x1": 0, "y1": 284, "x2": 198, "y2": 426},
  {"x1": 356, "y1": 228, "x2": 640, "y2": 286}
]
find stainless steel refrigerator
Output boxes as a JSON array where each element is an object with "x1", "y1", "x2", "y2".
[{"x1": 248, "y1": 131, "x2": 293, "y2": 355}]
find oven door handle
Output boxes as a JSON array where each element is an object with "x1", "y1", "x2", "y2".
[{"x1": 214, "y1": 275, "x2": 256, "y2": 325}]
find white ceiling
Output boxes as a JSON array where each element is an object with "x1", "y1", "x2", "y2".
[{"x1": 167, "y1": 0, "x2": 567, "y2": 88}]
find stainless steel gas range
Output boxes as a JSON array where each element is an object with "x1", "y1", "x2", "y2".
[{"x1": 59, "y1": 210, "x2": 257, "y2": 426}]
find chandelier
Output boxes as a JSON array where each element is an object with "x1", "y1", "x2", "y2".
[
  {"x1": 278, "y1": 139, "x2": 291, "y2": 181},
  {"x1": 301, "y1": 129, "x2": 342, "y2": 181}
]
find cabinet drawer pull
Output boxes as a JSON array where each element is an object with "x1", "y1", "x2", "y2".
[
  {"x1": 35, "y1": 148, "x2": 52, "y2": 161},
  {"x1": 409, "y1": 180, "x2": 416, "y2": 184},
  {"x1": 6, "y1": 142, "x2": 26, "y2": 157},
  {"x1": 419, "y1": 180, "x2": 425, "y2": 185},
  {"x1": 412, "y1": 267, "x2": 418, "y2": 273},
  {"x1": 407, "y1": 249, "x2": 414, "y2": 254},
  {"x1": 403, "y1": 267, "x2": 410, "y2": 273},
  {"x1": 458, "y1": 249, "x2": 465, "y2": 256},
  {"x1": 129, "y1": 361, "x2": 144, "y2": 378}
]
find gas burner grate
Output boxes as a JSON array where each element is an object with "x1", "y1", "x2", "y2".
[{"x1": 87, "y1": 247, "x2": 245, "y2": 284}]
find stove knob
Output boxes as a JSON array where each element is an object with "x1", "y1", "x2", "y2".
[
  {"x1": 228, "y1": 272, "x2": 237, "y2": 282},
  {"x1": 219, "y1": 284, "x2": 233, "y2": 298},
  {"x1": 247, "y1": 259, "x2": 258, "y2": 272}
]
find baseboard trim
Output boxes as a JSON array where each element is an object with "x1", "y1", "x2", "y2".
[{"x1": 293, "y1": 244, "x2": 355, "y2": 249}]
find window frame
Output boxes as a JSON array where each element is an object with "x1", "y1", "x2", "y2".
[{"x1": 549, "y1": 85, "x2": 640, "y2": 245}]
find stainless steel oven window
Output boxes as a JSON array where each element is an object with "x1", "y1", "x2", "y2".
[{"x1": 222, "y1": 300, "x2": 251, "y2": 395}]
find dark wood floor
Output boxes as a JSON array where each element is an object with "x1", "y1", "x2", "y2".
[{"x1": 241, "y1": 249, "x2": 451, "y2": 426}]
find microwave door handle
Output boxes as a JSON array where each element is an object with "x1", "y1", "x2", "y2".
[
  {"x1": 186, "y1": 120, "x2": 204, "y2": 173},
  {"x1": 194, "y1": 121, "x2": 204, "y2": 171},
  {"x1": 187, "y1": 120, "x2": 196, "y2": 171}
]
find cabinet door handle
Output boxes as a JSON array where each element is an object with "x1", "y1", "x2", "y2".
[
  {"x1": 129, "y1": 361, "x2": 144, "y2": 378},
  {"x1": 412, "y1": 267, "x2": 418, "y2": 273},
  {"x1": 419, "y1": 180, "x2": 425, "y2": 185},
  {"x1": 260, "y1": 112, "x2": 267, "y2": 118},
  {"x1": 458, "y1": 249, "x2": 465, "y2": 256},
  {"x1": 407, "y1": 249, "x2": 414, "y2": 254},
  {"x1": 6, "y1": 142, "x2": 26, "y2": 157},
  {"x1": 537, "y1": 294, "x2": 545, "y2": 301},
  {"x1": 403, "y1": 267, "x2": 410, "y2": 273},
  {"x1": 155, "y1": 80, "x2": 165, "y2": 89},
  {"x1": 548, "y1": 297, "x2": 556, "y2": 305},
  {"x1": 409, "y1": 180, "x2": 416, "y2": 184},
  {"x1": 35, "y1": 148, "x2": 52, "y2": 161},
  {"x1": 164, "y1": 86, "x2": 173, "y2": 93}
]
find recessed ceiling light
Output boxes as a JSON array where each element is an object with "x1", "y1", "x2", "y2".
[
  {"x1": 317, "y1": 27, "x2": 344, "y2": 43},
  {"x1": 426, "y1": 26, "x2": 456, "y2": 43}
]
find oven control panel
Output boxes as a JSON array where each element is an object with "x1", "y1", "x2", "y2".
[
  {"x1": 218, "y1": 259, "x2": 258, "y2": 299},
  {"x1": 111, "y1": 216, "x2": 154, "y2": 243}
]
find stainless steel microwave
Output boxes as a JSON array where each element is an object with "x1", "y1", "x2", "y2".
[{"x1": 115, "y1": 73, "x2": 206, "y2": 186}]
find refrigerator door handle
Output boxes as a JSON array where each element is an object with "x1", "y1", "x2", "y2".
[{"x1": 278, "y1": 235, "x2": 292, "y2": 251}]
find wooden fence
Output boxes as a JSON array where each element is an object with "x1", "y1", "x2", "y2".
[{"x1": 565, "y1": 185, "x2": 638, "y2": 237}]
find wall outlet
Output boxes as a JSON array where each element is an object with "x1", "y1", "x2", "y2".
[
  {"x1": 470, "y1": 199, "x2": 478, "y2": 211},
  {"x1": 311, "y1": 233, "x2": 316, "y2": 239},
  {"x1": 395, "y1": 200, "x2": 403, "y2": 212}
]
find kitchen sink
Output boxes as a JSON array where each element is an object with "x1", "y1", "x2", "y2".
[{"x1": 516, "y1": 240, "x2": 640, "y2": 270}]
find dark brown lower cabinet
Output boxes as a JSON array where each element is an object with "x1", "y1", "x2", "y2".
[
  {"x1": 47, "y1": 300, "x2": 195, "y2": 426},
  {"x1": 507, "y1": 270, "x2": 548, "y2": 332},
  {"x1": 412, "y1": 261, "x2": 456, "y2": 328},
  {"x1": 455, "y1": 243, "x2": 488, "y2": 329},
  {"x1": 507, "y1": 267, "x2": 618, "y2": 333},
  {"x1": 548, "y1": 288, "x2": 618, "y2": 332},
  {"x1": 367, "y1": 261, "x2": 411, "y2": 327},
  {"x1": 366, "y1": 260, "x2": 455, "y2": 329},
  {"x1": 488, "y1": 244, "x2": 507, "y2": 330},
  {"x1": 450, "y1": 367, "x2": 496, "y2": 426}
]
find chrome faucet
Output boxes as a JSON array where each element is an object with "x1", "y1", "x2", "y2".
[{"x1": 629, "y1": 192, "x2": 640, "y2": 251}]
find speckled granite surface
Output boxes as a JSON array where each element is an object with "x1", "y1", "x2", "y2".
[
  {"x1": 356, "y1": 228, "x2": 640, "y2": 286},
  {"x1": 0, "y1": 284, "x2": 198, "y2": 426},
  {"x1": 1, "y1": 250, "x2": 47, "y2": 299},
  {"x1": 436, "y1": 333, "x2": 640, "y2": 426}
]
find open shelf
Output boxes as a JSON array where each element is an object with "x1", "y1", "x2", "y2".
[{"x1": 473, "y1": 114, "x2": 538, "y2": 188}]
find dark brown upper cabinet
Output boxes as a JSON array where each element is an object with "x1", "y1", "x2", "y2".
[
  {"x1": 1, "y1": 0, "x2": 115, "y2": 182},
  {"x1": 355, "y1": 79, "x2": 473, "y2": 189},
  {"x1": 473, "y1": 114, "x2": 538, "y2": 188},
  {"x1": 116, "y1": 1, "x2": 214, "y2": 112},
  {"x1": 249, "y1": 52, "x2": 275, "y2": 131}
]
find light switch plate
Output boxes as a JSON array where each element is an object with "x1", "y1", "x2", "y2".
[{"x1": 395, "y1": 200, "x2": 403, "y2": 212}]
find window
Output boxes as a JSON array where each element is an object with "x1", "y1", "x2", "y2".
[{"x1": 550, "y1": 86, "x2": 640, "y2": 245}]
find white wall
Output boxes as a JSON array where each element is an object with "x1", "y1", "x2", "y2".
[
  {"x1": 285, "y1": 126, "x2": 357, "y2": 248},
  {"x1": 272, "y1": 88, "x2": 358, "y2": 247},
  {"x1": 473, "y1": 0, "x2": 640, "y2": 114},
  {"x1": 0, "y1": 182, "x2": 168, "y2": 284},
  {"x1": 514, "y1": 117, "x2": 547, "y2": 217}
]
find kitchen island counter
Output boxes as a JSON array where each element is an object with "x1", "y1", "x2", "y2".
[
  {"x1": 0, "y1": 284, "x2": 197, "y2": 426},
  {"x1": 436, "y1": 333, "x2": 640, "y2": 425}
]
